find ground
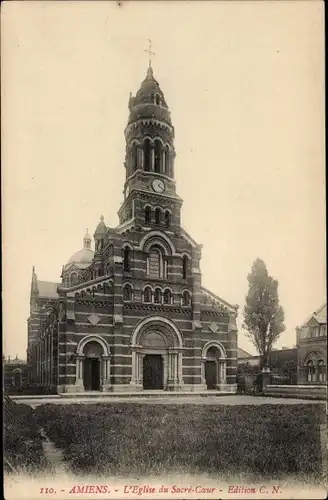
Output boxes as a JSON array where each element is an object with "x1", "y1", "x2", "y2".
[
  {"x1": 12, "y1": 394, "x2": 326, "y2": 406},
  {"x1": 4, "y1": 396, "x2": 327, "y2": 500}
]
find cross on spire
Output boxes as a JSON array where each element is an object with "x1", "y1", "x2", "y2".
[{"x1": 145, "y1": 39, "x2": 155, "y2": 68}]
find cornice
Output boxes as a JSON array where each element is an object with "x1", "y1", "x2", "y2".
[
  {"x1": 125, "y1": 119, "x2": 174, "y2": 136},
  {"x1": 123, "y1": 303, "x2": 192, "y2": 314}
]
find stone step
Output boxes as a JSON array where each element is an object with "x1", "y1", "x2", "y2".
[{"x1": 58, "y1": 390, "x2": 233, "y2": 399}]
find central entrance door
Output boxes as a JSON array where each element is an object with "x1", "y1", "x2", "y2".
[
  {"x1": 143, "y1": 354, "x2": 163, "y2": 390},
  {"x1": 83, "y1": 358, "x2": 100, "y2": 391},
  {"x1": 205, "y1": 360, "x2": 217, "y2": 390}
]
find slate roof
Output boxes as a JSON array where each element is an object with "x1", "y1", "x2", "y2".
[
  {"x1": 314, "y1": 303, "x2": 327, "y2": 323},
  {"x1": 237, "y1": 348, "x2": 253, "y2": 358},
  {"x1": 38, "y1": 281, "x2": 60, "y2": 299},
  {"x1": 301, "y1": 303, "x2": 327, "y2": 327}
]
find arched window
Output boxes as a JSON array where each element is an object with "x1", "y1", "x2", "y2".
[
  {"x1": 182, "y1": 255, "x2": 188, "y2": 280},
  {"x1": 307, "y1": 360, "x2": 316, "y2": 382},
  {"x1": 154, "y1": 288, "x2": 162, "y2": 304},
  {"x1": 154, "y1": 140, "x2": 162, "y2": 173},
  {"x1": 145, "y1": 206, "x2": 151, "y2": 224},
  {"x1": 70, "y1": 272, "x2": 78, "y2": 286},
  {"x1": 163, "y1": 289, "x2": 172, "y2": 304},
  {"x1": 164, "y1": 211, "x2": 171, "y2": 227},
  {"x1": 143, "y1": 287, "x2": 152, "y2": 303},
  {"x1": 155, "y1": 94, "x2": 161, "y2": 106},
  {"x1": 318, "y1": 360, "x2": 326, "y2": 382},
  {"x1": 148, "y1": 246, "x2": 163, "y2": 278},
  {"x1": 123, "y1": 284, "x2": 133, "y2": 302},
  {"x1": 131, "y1": 143, "x2": 138, "y2": 171},
  {"x1": 143, "y1": 138, "x2": 151, "y2": 172},
  {"x1": 123, "y1": 246, "x2": 131, "y2": 272},
  {"x1": 182, "y1": 291, "x2": 191, "y2": 307},
  {"x1": 155, "y1": 208, "x2": 161, "y2": 225}
]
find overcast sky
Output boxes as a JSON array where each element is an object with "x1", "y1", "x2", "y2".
[{"x1": 2, "y1": 1, "x2": 325, "y2": 359}]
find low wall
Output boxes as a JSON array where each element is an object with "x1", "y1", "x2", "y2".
[{"x1": 264, "y1": 384, "x2": 327, "y2": 400}]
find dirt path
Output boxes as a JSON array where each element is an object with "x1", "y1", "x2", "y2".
[{"x1": 39, "y1": 427, "x2": 70, "y2": 477}]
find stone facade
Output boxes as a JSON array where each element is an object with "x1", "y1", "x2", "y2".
[
  {"x1": 296, "y1": 304, "x2": 327, "y2": 385},
  {"x1": 27, "y1": 65, "x2": 239, "y2": 394},
  {"x1": 3, "y1": 356, "x2": 29, "y2": 391}
]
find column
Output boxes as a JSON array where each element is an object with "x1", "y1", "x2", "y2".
[
  {"x1": 139, "y1": 355, "x2": 144, "y2": 387},
  {"x1": 75, "y1": 355, "x2": 84, "y2": 390},
  {"x1": 220, "y1": 360, "x2": 227, "y2": 384},
  {"x1": 150, "y1": 147, "x2": 155, "y2": 171},
  {"x1": 162, "y1": 151, "x2": 166, "y2": 174},
  {"x1": 178, "y1": 352, "x2": 183, "y2": 384},
  {"x1": 101, "y1": 356, "x2": 111, "y2": 391},
  {"x1": 131, "y1": 351, "x2": 137, "y2": 384},
  {"x1": 173, "y1": 354, "x2": 177, "y2": 384},
  {"x1": 168, "y1": 353, "x2": 172, "y2": 384},
  {"x1": 140, "y1": 148, "x2": 144, "y2": 170}
]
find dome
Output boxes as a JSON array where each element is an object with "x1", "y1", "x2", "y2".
[
  {"x1": 67, "y1": 248, "x2": 94, "y2": 266},
  {"x1": 65, "y1": 231, "x2": 94, "y2": 269},
  {"x1": 127, "y1": 66, "x2": 172, "y2": 127}
]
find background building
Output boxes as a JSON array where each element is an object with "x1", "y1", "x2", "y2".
[
  {"x1": 3, "y1": 356, "x2": 29, "y2": 393},
  {"x1": 296, "y1": 304, "x2": 327, "y2": 384},
  {"x1": 27, "y1": 65, "x2": 239, "y2": 394},
  {"x1": 237, "y1": 347, "x2": 298, "y2": 385}
]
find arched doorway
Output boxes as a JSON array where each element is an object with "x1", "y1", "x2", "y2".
[
  {"x1": 142, "y1": 332, "x2": 165, "y2": 390},
  {"x1": 201, "y1": 341, "x2": 227, "y2": 390},
  {"x1": 205, "y1": 346, "x2": 220, "y2": 389},
  {"x1": 130, "y1": 316, "x2": 183, "y2": 391},
  {"x1": 83, "y1": 341, "x2": 102, "y2": 391},
  {"x1": 75, "y1": 335, "x2": 111, "y2": 392},
  {"x1": 13, "y1": 369, "x2": 22, "y2": 388}
]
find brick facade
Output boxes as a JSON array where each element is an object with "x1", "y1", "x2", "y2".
[
  {"x1": 27, "y1": 65, "x2": 239, "y2": 394},
  {"x1": 296, "y1": 304, "x2": 327, "y2": 385}
]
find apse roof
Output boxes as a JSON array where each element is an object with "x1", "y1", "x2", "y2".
[{"x1": 38, "y1": 281, "x2": 59, "y2": 299}]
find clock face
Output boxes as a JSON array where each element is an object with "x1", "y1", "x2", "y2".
[{"x1": 152, "y1": 179, "x2": 165, "y2": 193}]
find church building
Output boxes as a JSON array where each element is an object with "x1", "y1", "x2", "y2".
[{"x1": 28, "y1": 63, "x2": 239, "y2": 394}]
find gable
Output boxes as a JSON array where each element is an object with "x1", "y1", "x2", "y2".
[
  {"x1": 300, "y1": 303, "x2": 327, "y2": 328},
  {"x1": 201, "y1": 286, "x2": 238, "y2": 313}
]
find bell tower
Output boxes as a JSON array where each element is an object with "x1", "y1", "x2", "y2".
[{"x1": 118, "y1": 60, "x2": 183, "y2": 232}]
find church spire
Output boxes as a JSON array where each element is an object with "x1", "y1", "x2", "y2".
[{"x1": 31, "y1": 266, "x2": 39, "y2": 295}]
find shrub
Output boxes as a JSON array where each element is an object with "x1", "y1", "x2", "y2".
[{"x1": 4, "y1": 403, "x2": 48, "y2": 474}]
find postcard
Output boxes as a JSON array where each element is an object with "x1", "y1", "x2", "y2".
[{"x1": 2, "y1": 1, "x2": 326, "y2": 499}]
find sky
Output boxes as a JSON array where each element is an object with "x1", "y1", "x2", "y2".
[{"x1": 2, "y1": 1, "x2": 325, "y2": 359}]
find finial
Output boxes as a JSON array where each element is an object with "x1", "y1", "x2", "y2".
[
  {"x1": 100, "y1": 215, "x2": 104, "y2": 222},
  {"x1": 145, "y1": 39, "x2": 155, "y2": 70},
  {"x1": 32, "y1": 266, "x2": 35, "y2": 273}
]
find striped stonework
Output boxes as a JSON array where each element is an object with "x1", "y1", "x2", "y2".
[{"x1": 28, "y1": 65, "x2": 239, "y2": 395}]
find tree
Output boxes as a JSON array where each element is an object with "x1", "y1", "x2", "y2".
[{"x1": 243, "y1": 258, "x2": 285, "y2": 369}]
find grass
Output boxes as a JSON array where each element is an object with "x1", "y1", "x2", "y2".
[
  {"x1": 34, "y1": 402, "x2": 326, "y2": 481},
  {"x1": 4, "y1": 403, "x2": 48, "y2": 474}
]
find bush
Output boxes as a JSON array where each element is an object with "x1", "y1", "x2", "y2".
[
  {"x1": 5, "y1": 384, "x2": 57, "y2": 396},
  {"x1": 34, "y1": 402, "x2": 325, "y2": 481}
]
